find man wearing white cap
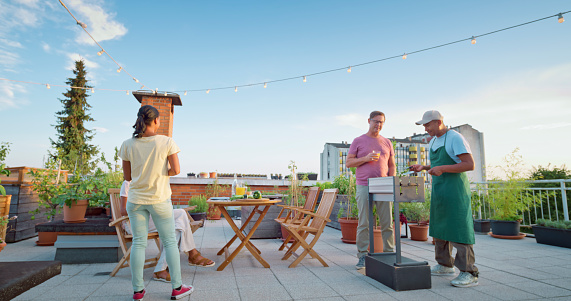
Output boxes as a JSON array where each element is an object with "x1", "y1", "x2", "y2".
[
  {"x1": 410, "y1": 110, "x2": 479, "y2": 288},
  {"x1": 346, "y1": 111, "x2": 396, "y2": 270}
]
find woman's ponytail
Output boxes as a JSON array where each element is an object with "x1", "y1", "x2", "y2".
[{"x1": 132, "y1": 105, "x2": 159, "y2": 138}]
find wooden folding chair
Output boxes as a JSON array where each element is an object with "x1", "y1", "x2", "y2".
[
  {"x1": 181, "y1": 208, "x2": 204, "y2": 233},
  {"x1": 108, "y1": 188, "x2": 162, "y2": 277},
  {"x1": 275, "y1": 187, "x2": 320, "y2": 250},
  {"x1": 281, "y1": 188, "x2": 338, "y2": 268}
]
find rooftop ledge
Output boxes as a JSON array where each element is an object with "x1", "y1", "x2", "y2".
[{"x1": 169, "y1": 177, "x2": 321, "y2": 187}]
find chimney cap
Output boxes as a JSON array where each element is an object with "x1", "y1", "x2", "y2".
[{"x1": 133, "y1": 90, "x2": 182, "y2": 106}]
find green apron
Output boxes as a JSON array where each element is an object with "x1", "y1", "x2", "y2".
[{"x1": 429, "y1": 131, "x2": 475, "y2": 245}]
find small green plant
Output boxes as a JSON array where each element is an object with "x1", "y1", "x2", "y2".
[
  {"x1": 285, "y1": 161, "x2": 306, "y2": 207},
  {"x1": 0, "y1": 142, "x2": 11, "y2": 196},
  {"x1": 535, "y1": 218, "x2": 571, "y2": 230},
  {"x1": 54, "y1": 175, "x2": 94, "y2": 208},
  {"x1": 29, "y1": 158, "x2": 67, "y2": 221},
  {"x1": 313, "y1": 181, "x2": 332, "y2": 190},
  {"x1": 403, "y1": 202, "x2": 430, "y2": 225},
  {"x1": 335, "y1": 171, "x2": 358, "y2": 219},
  {"x1": 188, "y1": 195, "x2": 208, "y2": 213}
]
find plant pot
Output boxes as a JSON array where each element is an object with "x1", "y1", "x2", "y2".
[
  {"x1": 368, "y1": 226, "x2": 384, "y2": 252},
  {"x1": 0, "y1": 241, "x2": 6, "y2": 252},
  {"x1": 307, "y1": 174, "x2": 318, "y2": 180},
  {"x1": 207, "y1": 204, "x2": 221, "y2": 220},
  {"x1": 209, "y1": 172, "x2": 217, "y2": 179},
  {"x1": 491, "y1": 220, "x2": 520, "y2": 236},
  {"x1": 36, "y1": 231, "x2": 58, "y2": 246},
  {"x1": 85, "y1": 207, "x2": 104, "y2": 216},
  {"x1": 187, "y1": 173, "x2": 196, "y2": 178},
  {"x1": 338, "y1": 217, "x2": 358, "y2": 244},
  {"x1": 199, "y1": 172, "x2": 209, "y2": 179},
  {"x1": 189, "y1": 212, "x2": 207, "y2": 226},
  {"x1": 532, "y1": 225, "x2": 571, "y2": 249},
  {"x1": 63, "y1": 199, "x2": 88, "y2": 223},
  {"x1": 409, "y1": 224, "x2": 429, "y2": 241},
  {"x1": 473, "y1": 219, "x2": 491, "y2": 234}
]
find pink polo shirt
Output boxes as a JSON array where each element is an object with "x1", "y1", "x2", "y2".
[{"x1": 349, "y1": 134, "x2": 394, "y2": 186}]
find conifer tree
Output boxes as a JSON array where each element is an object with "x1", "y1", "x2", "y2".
[{"x1": 50, "y1": 59, "x2": 98, "y2": 175}]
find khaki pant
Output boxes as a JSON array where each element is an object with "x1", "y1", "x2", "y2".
[
  {"x1": 356, "y1": 185, "x2": 395, "y2": 258},
  {"x1": 434, "y1": 237, "x2": 478, "y2": 276}
]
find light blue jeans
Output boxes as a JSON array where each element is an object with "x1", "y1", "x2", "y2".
[{"x1": 127, "y1": 200, "x2": 181, "y2": 291}]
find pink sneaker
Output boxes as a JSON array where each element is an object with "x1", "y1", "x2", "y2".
[
  {"x1": 133, "y1": 289, "x2": 145, "y2": 301},
  {"x1": 171, "y1": 285, "x2": 193, "y2": 300}
]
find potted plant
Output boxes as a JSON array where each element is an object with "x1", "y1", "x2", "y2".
[
  {"x1": 188, "y1": 195, "x2": 208, "y2": 226},
  {"x1": 405, "y1": 202, "x2": 430, "y2": 241},
  {"x1": 199, "y1": 172, "x2": 209, "y2": 179},
  {"x1": 471, "y1": 187, "x2": 491, "y2": 234},
  {"x1": 488, "y1": 149, "x2": 534, "y2": 238},
  {"x1": 54, "y1": 175, "x2": 93, "y2": 223},
  {"x1": 0, "y1": 215, "x2": 16, "y2": 252},
  {"x1": 0, "y1": 142, "x2": 12, "y2": 226},
  {"x1": 206, "y1": 177, "x2": 228, "y2": 220},
  {"x1": 532, "y1": 219, "x2": 571, "y2": 249},
  {"x1": 334, "y1": 172, "x2": 358, "y2": 244}
]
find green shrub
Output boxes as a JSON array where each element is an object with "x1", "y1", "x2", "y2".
[
  {"x1": 188, "y1": 195, "x2": 208, "y2": 213},
  {"x1": 535, "y1": 218, "x2": 571, "y2": 230}
]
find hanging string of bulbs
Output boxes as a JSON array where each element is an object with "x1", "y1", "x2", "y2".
[{"x1": 0, "y1": 9, "x2": 567, "y2": 96}]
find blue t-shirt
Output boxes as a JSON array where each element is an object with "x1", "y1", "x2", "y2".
[{"x1": 428, "y1": 130, "x2": 471, "y2": 164}]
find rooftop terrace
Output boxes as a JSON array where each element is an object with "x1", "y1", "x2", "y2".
[{"x1": 4, "y1": 219, "x2": 571, "y2": 301}]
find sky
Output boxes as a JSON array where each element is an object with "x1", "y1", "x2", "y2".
[{"x1": 1, "y1": 1, "x2": 570, "y2": 179}]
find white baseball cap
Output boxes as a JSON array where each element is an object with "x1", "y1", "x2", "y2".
[{"x1": 415, "y1": 110, "x2": 443, "y2": 125}]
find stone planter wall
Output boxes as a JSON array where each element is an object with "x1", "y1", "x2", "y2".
[{"x1": 327, "y1": 195, "x2": 350, "y2": 230}]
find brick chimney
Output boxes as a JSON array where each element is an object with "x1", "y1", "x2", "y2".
[{"x1": 132, "y1": 91, "x2": 182, "y2": 137}]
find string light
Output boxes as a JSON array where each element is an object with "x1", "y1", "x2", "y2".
[
  {"x1": 97, "y1": 50, "x2": 104, "y2": 56},
  {"x1": 46, "y1": 84, "x2": 50, "y2": 89},
  {"x1": 206, "y1": 89, "x2": 210, "y2": 94},
  {"x1": 558, "y1": 13, "x2": 565, "y2": 23},
  {"x1": 126, "y1": 90, "x2": 129, "y2": 95},
  {"x1": 347, "y1": 66, "x2": 351, "y2": 73},
  {"x1": 117, "y1": 67, "x2": 122, "y2": 73},
  {"x1": 234, "y1": 86, "x2": 238, "y2": 92},
  {"x1": 91, "y1": 88, "x2": 94, "y2": 93},
  {"x1": 402, "y1": 53, "x2": 407, "y2": 59},
  {"x1": 164, "y1": 91, "x2": 167, "y2": 96},
  {"x1": 134, "y1": 78, "x2": 139, "y2": 83},
  {"x1": 264, "y1": 82, "x2": 267, "y2": 88},
  {"x1": 184, "y1": 91, "x2": 187, "y2": 95},
  {"x1": 471, "y1": 36, "x2": 476, "y2": 44},
  {"x1": 303, "y1": 76, "x2": 307, "y2": 82}
]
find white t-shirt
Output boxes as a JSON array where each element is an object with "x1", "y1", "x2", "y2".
[
  {"x1": 119, "y1": 135, "x2": 180, "y2": 204},
  {"x1": 428, "y1": 130, "x2": 471, "y2": 164}
]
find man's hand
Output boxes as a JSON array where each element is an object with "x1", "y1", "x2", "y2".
[
  {"x1": 428, "y1": 166, "x2": 446, "y2": 176},
  {"x1": 409, "y1": 164, "x2": 425, "y2": 172}
]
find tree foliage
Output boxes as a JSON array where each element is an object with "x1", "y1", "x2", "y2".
[{"x1": 50, "y1": 59, "x2": 98, "y2": 175}]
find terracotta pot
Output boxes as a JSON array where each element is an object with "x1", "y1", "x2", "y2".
[
  {"x1": 0, "y1": 241, "x2": 6, "y2": 252},
  {"x1": 63, "y1": 199, "x2": 88, "y2": 223},
  {"x1": 339, "y1": 217, "x2": 358, "y2": 244},
  {"x1": 36, "y1": 231, "x2": 58, "y2": 246},
  {"x1": 199, "y1": 172, "x2": 209, "y2": 179},
  {"x1": 368, "y1": 226, "x2": 384, "y2": 253},
  {"x1": 207, "y1": 204, "x2": 221, "y2": 220},
  {"x1": 409, "y1": 224, "x2": 429, "y2": 241},
  {"x1": 209, "y1": 172, "x2": 217, "y2": 179}
]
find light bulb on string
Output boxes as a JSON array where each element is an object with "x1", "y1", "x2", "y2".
[
  {"x1": 91, "y1": 88, "x2": 94, "y2": 93},
  {"x1": 206, "y1": 89, "x2": 210, "y2": 94},
  {"x1": 347, "y1": 66, "x2": 351, "y2": 73},
  {"x1": 471, "y1": 36, "x2": 476, "y2": 44},
  {"x1": 155, "y1": 88, "x2": 158, "y2": 94},
  {"x1": 164, "y1": 91, "x2": 167, "y2": 96},
  {"x1": 46, "y1": 84, "x2": 50, "y2": 89},
  {"x1": 235, "y1": 86, "x2": 238, "y2": 92},
  {"x1": 140, "y1": 85, "x2": 145, "y2": 90},
  {"x1": 558, "y1": 13, "x2": 564, "y2": 23},
  {"x1": 402, "y1": 53, "x2": 407, "y2": 59},
  {"x1": 303, "y1": 76, "x2": 307, "y2": 82},
  {"x1": 126, "y1": 90, "x2": 129, "y2": 95},
  {"x1": 264, "y1": 82, "x2": 267, "y2": 88},
  {"x1": 117, "y1": 67, "x2": 122, "y2": 73},
  {"x1": 184, "y1": 91, "x2": 187, "y2": 96},
  {"x1": 134, "y1": 78, "x2": 139, "y2": 83},
  {"x1": 76, "y1": 21, "x2": 87, "y2": 29},
  {"x1": 97, "y1": 50, "x2": 104, "y2": 56}
]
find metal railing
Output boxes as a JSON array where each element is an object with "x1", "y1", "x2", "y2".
[{"x1": 470, "y1": 179, "x2": 571, "y2": 225}]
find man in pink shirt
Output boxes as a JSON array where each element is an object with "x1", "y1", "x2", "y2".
[{"x1": 347, "y1": 111, "x2": 396, "y2": 270}]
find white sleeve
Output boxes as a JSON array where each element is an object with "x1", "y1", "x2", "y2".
[{"x1": 120, "y1": 180, "x2": 130, "y2": 197}]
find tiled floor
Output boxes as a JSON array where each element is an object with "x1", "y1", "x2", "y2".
[{"x1": 3, "y1": 219, "x2": 571, "y2": 300}]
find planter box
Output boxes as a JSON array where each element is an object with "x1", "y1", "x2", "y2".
[
  {"x1": 327, "y1": 195, "x2": 351, "y2": 230},
  {"x1": 473, "y1": 219, "x2": 491, "y2": 234},
  {"x1": 532, "y1": 225, "x2": 571, "y2": 249},
  {"x1": 491, "y1": 220, "x2": 520, "y2": 236},
  {"x1": 240, "y1": 199, "x2": 285, "y2": 239}
]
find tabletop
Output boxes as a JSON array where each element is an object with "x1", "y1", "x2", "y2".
[{"x1": 206, "y1": 198, "x2": 281, "y2": 206}]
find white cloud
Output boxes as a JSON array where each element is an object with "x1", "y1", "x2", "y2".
[
  {"x1": 0, "y1": 38, "x2": 22, "y2": 48},
  {"x1": 0, "y1": 81, "x2": 27, "y2": 111},
  {"x1": 334, "y1": 113, "x2": 367, "y2": 128},
  {"x1": 66, "y1": 0, "x2": 127, "y2": 45},
  {"x1": 93, "y1": 127, "x2": 109, "y2": 133},
  {"x1": 42, "y1": 42, "x2": 50, "y2": 52},
  {"x1": 66, "y1": 53, "x2": 99, "y2": 70}
]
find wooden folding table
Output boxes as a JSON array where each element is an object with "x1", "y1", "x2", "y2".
[{"x1": 207, "y1": 198, "x2": 280, "y2": 271}]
